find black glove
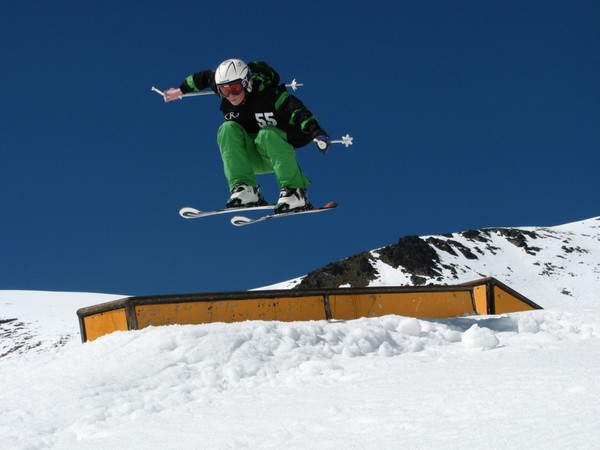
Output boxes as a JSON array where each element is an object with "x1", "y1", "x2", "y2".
[{"x1": 313, "y1": 134, "x2": 331, "y2": 154}]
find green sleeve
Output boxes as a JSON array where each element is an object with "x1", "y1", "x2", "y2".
[{"x1": 179, "y1": 70, "x2": 216, "y2": 94}]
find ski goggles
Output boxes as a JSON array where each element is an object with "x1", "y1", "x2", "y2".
[{"x1": 218, "y1": 81, "x2": 245, "y2": 97}]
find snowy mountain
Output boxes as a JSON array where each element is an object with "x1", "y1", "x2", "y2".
[
  {"x1": 269, "y1": 216, "x2": 600, "y2": 310},
  {"x1": 1, "y1": 216, "x2": 600, "y2": 448}
]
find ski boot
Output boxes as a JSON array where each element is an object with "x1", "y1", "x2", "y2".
[
  {"x1": 274, "y1": 187, "x2": 312, "y2": 214},
  {"x1": 226, "y1": 184, "x2": 267, "y2": 208}
]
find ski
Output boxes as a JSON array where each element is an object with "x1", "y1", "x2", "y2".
[
  {"x1": 231, "y1": 202, "x2": 338, "y2": 226},
  {"x1": 180, "y1": 204, "x2": 275, "y2": 219}
]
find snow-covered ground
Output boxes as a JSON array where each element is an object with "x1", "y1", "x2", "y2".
[{"x1": 1, "y1": 217, "x2": 600, "y2": 449}]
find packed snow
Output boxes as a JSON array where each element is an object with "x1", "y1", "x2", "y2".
[{"x1": 2, "y1": 217, "x2": 600, "y2": 449}]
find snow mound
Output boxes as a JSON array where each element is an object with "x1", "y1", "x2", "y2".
[{"x1": 2, "y1": 305, "x2": 600, "y2": 448}]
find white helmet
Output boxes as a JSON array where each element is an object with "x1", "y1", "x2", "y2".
[{"x1": 214, "y1": 58, "x2": 252, "y2": 92}]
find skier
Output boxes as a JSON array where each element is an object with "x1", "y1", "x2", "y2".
[{"x1": 164, "y1": 59, "x2": 331, "y2": 214}]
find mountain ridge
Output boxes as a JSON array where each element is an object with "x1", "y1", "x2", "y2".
[{"x1": 279, "y1": 216, "x2": 600, "y2": 310}]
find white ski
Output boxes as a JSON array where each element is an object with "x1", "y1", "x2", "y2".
[
  {"x1": 231, "y1": 202, "x2": 338, "y2": 226},
  {"x1": 180, "y1": 204, "x2": 275, "y2": 219}
]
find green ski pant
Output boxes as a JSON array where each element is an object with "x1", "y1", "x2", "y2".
[{"x1": 216, "y1": 121, "x2": 311, "y2": 191}]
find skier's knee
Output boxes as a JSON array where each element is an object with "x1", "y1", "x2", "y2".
[
  {"x1": 218, "y1": 120, "x2": 244, "y2": 135},
  {"x1": 255, "y1": 126, "x2": 286, "y2": 145}
]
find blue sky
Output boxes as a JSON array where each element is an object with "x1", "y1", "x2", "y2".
[{"x1": 1, "y1": 1, "x2": 598, "y2": 296}]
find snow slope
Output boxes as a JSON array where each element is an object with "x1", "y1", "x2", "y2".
[
  {"x1": 1, "y1": 217, "x2": 600, "y2": 449},
  {"x1": 1, "y1": 291, "x2": 122, "y2": 359}
]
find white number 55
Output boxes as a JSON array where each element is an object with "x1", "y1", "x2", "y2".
[{"x1": 255, "y1": 112, "x2": 277, "y2": 128}]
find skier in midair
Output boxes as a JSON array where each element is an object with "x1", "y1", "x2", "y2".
[{"x1": 164, "y1": 59, "x2": 330, "y2": 214}]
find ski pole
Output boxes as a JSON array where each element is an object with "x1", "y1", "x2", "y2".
[
  {"x1": 286, "y1": 79, "x2": 303, "y2": 91},
  {"x1": 151, "y1": 79, "x2": 304, "y2": 101},
  {"x1": 150, "y1": 86, "x2": 214, "y2": 100},
  {"x1": 150, "y1": 86, "x2": 167, "y2": 99},
  {"x1": 314, "y1": 134, "x2": 354, "y2": 149},
  {"x1": 181, "y1": 79, "x2": 304, "y2": 97}
]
